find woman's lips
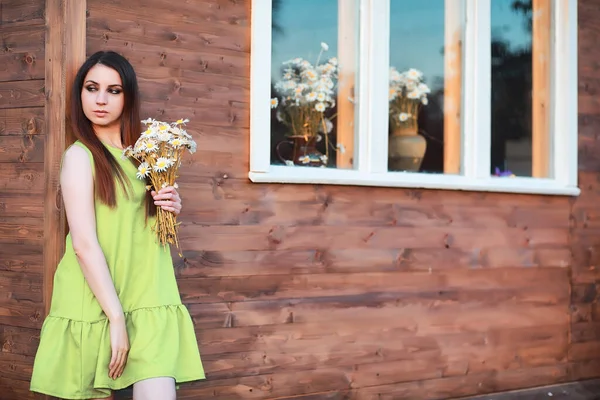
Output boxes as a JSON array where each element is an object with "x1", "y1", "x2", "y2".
[{"x1": 93, "y1": 110, "x2": 108, "y2": 117}]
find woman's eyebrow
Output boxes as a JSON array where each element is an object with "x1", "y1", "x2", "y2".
[{"x1": 83, "y1": 80, "x2": 122, "y2": 88}]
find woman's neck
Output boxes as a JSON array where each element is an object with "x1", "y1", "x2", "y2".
[{"x1": 94, "y1": 125, "x2": 123, "y2": 149}]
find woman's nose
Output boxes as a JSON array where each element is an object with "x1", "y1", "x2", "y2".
[{"x1": 96, "y1": 92, "x2": 107, "y2": 105}]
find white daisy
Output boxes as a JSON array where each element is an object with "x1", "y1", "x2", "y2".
[
  {"x1": 136, "y1": 162, "x2": 150, "y2": 179},
  {"x1": 143, "y1": 139, "x2": 159, "y2": 153},
  {"x1": 157, "y1": 131, "x2": 172, "y2": 142},
  {"x1": 141, "y1": 128, "x2": 156, "y2": 138},
  {"x1": 270, "y1": 98, "x2": 279, "y2": 109},
  {"x1": 169, "y1": 138, "x2": 185, "y2": 147},
  {"x1": 315, "y1": 102, "x2": 326, "y2": 112},
  {"x1": 153, "y1": 157, "x2": 174, "y2": 172}
]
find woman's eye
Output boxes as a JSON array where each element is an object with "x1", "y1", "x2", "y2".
[
  {"x1": 110, "y1": 89, "x2": 122, "y2": 95},
  {"x1": 85, "y1": 86, "x2": 97, "y2": 92}
]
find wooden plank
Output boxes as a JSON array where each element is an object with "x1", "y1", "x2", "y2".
[
  {"x1": 173, "y1": 175, "x2": 571, "y2": 206},
  {"x1": 0, "y1": 242, "x2": 43, "y2": 273},
  {"x1": 178, "y1": 225, "x2": 568, "y2": 252},
  {"x1": 0, "y1": 0, "x2": 45, "y2": 27},
  {"x1": 182, "y1": 268, "x2": 571, "y2": 305},
  {"x1": 0, "y1": 216, "x2": 44, "y2": 244},
  {"x1": 0, "y1": 192, "x2": 44, "y2": 218},
  {"x1": 179, "y1": 200, "x2": 571, "y2": 229},
  {"x1": 0, "y1": 134, "x2": 45, "y2": 162},
  {"x1": 0, "y1": 24, "x2": 45, "y2": 81},
  {"x1": 0, "y1": 325, "x2": 40, "y2": 356},
  {"x1": 0, "y1": 376, "x2": 43, "y2": 400},
  {"x1": 0, "y1": 352, "x2": 35, "y2": 382},
  {"x1": 86, "y1": 2, "x2": 248, "y2": 54},
  {"x1": 0, "y1": 162, "x2": 44, "y2": 194},
  {"x1": 187, "y1": 295, "x2": 567, "y2": 333},
  {"x1": 569, "y1": 359, "x2": 600, "y2": 381},
  {"x1": 532, "y1": 0, "x2": 551, "y2": 178},
  {"x1": 569, "y1": 341, "x2": 600, "y2": 362},
  {"x1": 86, "y1": 37, "x2": 250, "y2": 78},
  {"x1": 141, "y1": 99, "x2": 249, "y2": 129},
  {"x1": 0, "y1": 79, "x2": 44, "y2": 109},
  {"x1": 354, "y1": 364, "x2": 569, "y2": 399},
  {"x1": 44, "y1": 0, "x2": 87, "y2": 318},
  {"x1": 571, "y1": 322, "x2": 600, "y2": 343},
  {"x1": 0, "y1": 107, "x2": 44, "y2": 136},
  {"x1": 196, "y1": 324, "x2": 567, "y2": 381},
  {"x1": 175, "y1": 247, "x2": 571, "y2": 278},
  {"x1": 0, "y1": 270, "x2": 43, "y2": 329}
]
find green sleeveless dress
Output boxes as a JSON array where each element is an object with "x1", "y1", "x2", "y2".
[{"x1": 30, "y1": 141, "x2": 205, "y2": 399}]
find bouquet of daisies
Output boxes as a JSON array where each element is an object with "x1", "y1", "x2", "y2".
[{"x1": 122, "y1": 118, "x2": 197, "y2": 253}]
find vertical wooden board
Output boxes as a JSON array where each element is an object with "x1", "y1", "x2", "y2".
[{"x1": 44, "y1": 0, "x2": 87, "y2": 318}]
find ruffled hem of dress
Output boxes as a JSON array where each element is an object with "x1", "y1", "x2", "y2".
[{"x1": 30, "y1": 304, "x2": 205, "y2": 399}]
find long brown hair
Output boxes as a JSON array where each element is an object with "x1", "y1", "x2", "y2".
[{"x1": 70, "y1": 51, "x2": 156, "y2": 217}]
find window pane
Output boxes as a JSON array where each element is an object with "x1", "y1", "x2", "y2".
[
  {"x1": 388, "y1": 0, "x2": 464, "y2": 174},
  {"x1": 270, "y1": 0, "x2": 359, "y2": 170},
  {"x1": 491, "y1": 0, "x2": 552, "y2": 178}
]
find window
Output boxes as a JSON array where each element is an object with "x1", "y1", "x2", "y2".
[{"x1": 249, "y1": 0, "x2": 579, "y2": 196}]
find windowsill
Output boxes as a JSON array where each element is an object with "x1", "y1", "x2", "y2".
[{"x1": 249, "y1": 165, "x2": 581, "y2": 196}]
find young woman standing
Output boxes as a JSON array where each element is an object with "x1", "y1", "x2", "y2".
[{"x1": 30, "y1": 51, "x2": 205, "y2": 400}]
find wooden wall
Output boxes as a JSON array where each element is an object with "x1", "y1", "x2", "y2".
[
  {"x1": 1, "y1": 0, "x2": 599, "y2": 399},
  {"x1": 83, "y1": 1, "x2": 593, "y2": 399},
  {"x1": 0, "y1": 0, "x2": 46, "y2": 399}
]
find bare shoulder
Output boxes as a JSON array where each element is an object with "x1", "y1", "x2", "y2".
[
  {"x1": 61, "y1": 144, "x2": 94, "y2": 183},
  {"x1": 62, "y1": 144, "x2": 92, "y2": 170}
]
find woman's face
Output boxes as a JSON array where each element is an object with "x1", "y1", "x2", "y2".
[{"x1": 81, "y1": 64, "x2": 124, "y2": 130}]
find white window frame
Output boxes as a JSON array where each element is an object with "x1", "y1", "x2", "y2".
[{"x1": 249, "y1": 0, "x2": 580, "y2": 196}]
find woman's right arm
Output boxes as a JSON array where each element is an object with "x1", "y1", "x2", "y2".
[
  {"x1": 61, "y1": 145, "x2": 124, "y2": 323},
  {"x1": 61, "y1": 145, "x2": 129, "y2": 379}
]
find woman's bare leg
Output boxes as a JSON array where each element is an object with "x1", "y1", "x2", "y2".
[{"x1": 133, "y1": 377, "x2": 176, "y2": 400}]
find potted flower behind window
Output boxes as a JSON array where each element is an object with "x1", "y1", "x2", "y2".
[
  {"x1": 388, "y1": 67, "x2": 430, "y2": 171},
  {"x1": 271, "y1": 43, "x2": 338, "y2": 167}
]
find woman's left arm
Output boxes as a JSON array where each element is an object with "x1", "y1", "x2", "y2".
[{"x1": 152, "y1": 186, "x2": 182, "y2": 215}]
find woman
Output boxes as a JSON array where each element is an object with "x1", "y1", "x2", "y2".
[{"x1": 30, "y1": 51, "x2": 205, "y2": 400}]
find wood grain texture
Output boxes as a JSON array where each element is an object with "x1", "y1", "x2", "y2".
[
  {"x1": 43, "y1": 0, "x2": 87, "y2": 322},
  {"x1": 567, "y1": 0, "x2": 600, "y2": 393},
  {"x1": 0, "y1": 24, "x2": 45, "y2": 82},
  {"x1": 0, "y1": 107, "x2": 44, "y2": 136},
  {"x1": 0, "y1": 0, "x2": 45, "y2": 27},
  {"x1": 0, "y1": 80, "x2": 44, "y2": 109}
]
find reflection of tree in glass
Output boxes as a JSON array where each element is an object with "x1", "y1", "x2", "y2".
[
  {"x1": 491, "y1": 0, "x2": 533, "y2": 175},
  {"x1": 272, "y1": 0, "x2": 284, "y2": 37}
]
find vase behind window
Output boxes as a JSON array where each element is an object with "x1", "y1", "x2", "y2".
[{"x1": 388, "y1": 126, "x2": 427, "y2": 172}]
